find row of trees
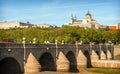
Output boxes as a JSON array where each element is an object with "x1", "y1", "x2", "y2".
[{"x1": 0, "y1": 26, "x2": 120, "y2": 44}]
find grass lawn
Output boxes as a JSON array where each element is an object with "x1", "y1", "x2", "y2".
[
  {"x1": 85, "y1": 68, "x2": 120, "y2": 74},
  {"x1": 114, "y1": 55, "x2": 120, "y2": 60}
]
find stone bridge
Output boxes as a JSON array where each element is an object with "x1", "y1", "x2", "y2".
[{"x1": 0, "y1": 43, "x2": 114, "y2": 74}]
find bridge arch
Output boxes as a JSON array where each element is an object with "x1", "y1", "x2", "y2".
[
  {"x1": 0, "y1": 57, "x2": 22, "y2": 74},
  {"x1": 66, "y1": 51, "x2": 79, "y2": 72},
  {"x1": 83, "y1": 50, "x2": 92, "y2": 67},
  {"x1": 39, "y1": 52, "x2": 56, "y2": 71}
]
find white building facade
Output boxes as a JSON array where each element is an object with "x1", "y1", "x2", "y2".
[
  {"x1": 32, "y1": 24, "x2": 56, "y2": 28},
  {"x1": 0, "y1": 21, "x2": 33, "y2": 29},
  {"x1": 64, "y1": 11, "x2": 101, "y2": 29}
]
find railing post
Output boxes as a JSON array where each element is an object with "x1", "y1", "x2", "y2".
[
  {"x1": 75, "y1": 41, "x2": 78, "y2": 57},
  {"x1": 89, "y1": 42, "x2": 92, "y2": 55},
  {"x1": 33, "y1": 38, "x2": 36, "y2": 44},
  {"x1": 111, "y1": 43, "x2": 114, "y2": 60},
  {"x1": 22, "y1": 37, "x2": 26, "y2": 65},
  {"x1": 106, "y1": 43, "x2": 109, "y2": 59},
  {"x1": 61, "y1": 40, "x2": 64, "y2": 45},
  {"x1": 55, "y1": 40, "x2": 58, "y2": 59}
]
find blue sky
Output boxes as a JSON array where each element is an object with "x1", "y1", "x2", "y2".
[{"x1": 0, "y1": 0, "x2": 120, "y2": 26}]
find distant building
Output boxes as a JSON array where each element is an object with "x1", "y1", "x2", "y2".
[
  {"x1": 32, "y1": 24, "x2": 56, "y2": 28},
  {"x1": 0, "y1": 21, "x2": 57, "y2": 29},
  {"x1": 118, "y1": 22, "x2": 120, "y2": 29},
  {"x1": 99, "y1": 25, "x2": 107, "y2": 29},
  {"x1": 108, "y1": 24, "x2": 118, "y2": 30},
  {"x1": 63, "y1": 11, "x2": 101, "y2": 29},
  {"x1": 0, "y1": 21, "x2": 33, "y2": 29}
]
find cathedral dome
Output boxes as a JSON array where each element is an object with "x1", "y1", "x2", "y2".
[
  {"x1": 85, "y1": 11, "x2": 92, "y2": 19},
  {"x1": 86, "y1": 11, "x2": 91, "y2": 16}
]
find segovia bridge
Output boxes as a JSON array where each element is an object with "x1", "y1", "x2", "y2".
[{"x1": 0, "y1": 42, "x2": 114, "y2": 74}]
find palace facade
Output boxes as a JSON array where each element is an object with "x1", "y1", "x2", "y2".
[{"x1": 0, "y1": 21, "x2": 33, "y2": 29}]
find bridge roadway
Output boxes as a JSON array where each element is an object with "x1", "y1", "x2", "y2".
[{"x1": 0, "y1": 43, "x2": 114, "y2": 74}]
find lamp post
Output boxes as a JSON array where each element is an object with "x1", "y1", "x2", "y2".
[
  {"x1": 55, "y1": 40, "x2": 58, "y2": 59},
  {"x1": 23, "y1": 37, "x2": 26, "y2": 64},
  {"x1": 33, "y1": 38, "x2": 36, "y2": 44},
  {"x1": 75, "y1": 41, "x2": 78, "y2": 57}
]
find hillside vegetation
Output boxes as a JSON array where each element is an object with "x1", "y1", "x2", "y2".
[{"x1": 0, "y1": 26, "x2": 120, "y2": 44}]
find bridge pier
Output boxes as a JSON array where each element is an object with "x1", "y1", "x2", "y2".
[
  {"x1": 56, "y1": 51, "x2": 69, "y2": 72},
  {"x1": 77, "y1": 50, "x2": 87, "y2": 68},
  {"x1": 24, "y1": 53, "x2": 41, "y2": 74},
  {"x1": 77, "y1": 50, "x2": 87, "y2": 71},
  {"x1": 91, "y1": 50, "x2": 99, "y2": 67},
  {"x1": 100, "y1": 50, "x2": 106, "y2": 60},
  {"x1": 107, "y1": 50, "x2": 111, "y2": 60},
  {"x1": 91, "y1": 50, "x2": 99, "y2": 61}
]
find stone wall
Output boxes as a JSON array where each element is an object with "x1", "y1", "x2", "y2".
[
  {"x1": 92, "y1": 60, "x2": 120, "y2": 69},
  {"x1": 114, "y1": 45, "x2": 120, "y2": 56}
]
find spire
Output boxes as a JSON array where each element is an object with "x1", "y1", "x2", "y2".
[
  {"x1": 86, "y1": 11, "x2": 91, "y2": 16},
  {"x1": 70, "y1": 14, "x2": 74, "y2": 24}
]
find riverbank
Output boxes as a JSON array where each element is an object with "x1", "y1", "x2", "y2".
[
  {"x1": 35, "y1": 68, "x2": 120, "y2": 74},
  {"x1": 36, "y1": 71, "x2": 104, "y2": 74},
  {"x1": 27, "y1": 69, "x2": 104, "y2": 74},
  {"x1": 86, "y1": 68, "x2": 120, "y2": 74}
]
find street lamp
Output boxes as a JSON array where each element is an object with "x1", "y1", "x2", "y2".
[
  {"x1": 55, "y1": 40, "x2": 58, "y2": 59},
  {"x1": 33, "y1": 38, "x2": 36, "y2": 44},
  {"x1": 22, "y1": 37, "x2": 26, "y2": 64}
]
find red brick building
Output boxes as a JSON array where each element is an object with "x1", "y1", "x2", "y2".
[
  {"x1": 108, "y1": 24, "x2": 118, "y2": 30},
  {"x1": 118, "y1": 23, "x2": 120, "y2": 29}
]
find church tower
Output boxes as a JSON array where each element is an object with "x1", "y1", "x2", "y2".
[
  {"x1": 74, "y1": 15, "x2": 77, "y2": 21},
  {"x1": 70, "y1": 14, "x2": 74, "y2": 24}
]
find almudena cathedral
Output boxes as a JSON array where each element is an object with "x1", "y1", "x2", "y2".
[{"x1": 63, "y1": 11, "x2": 106, "y2": 29}]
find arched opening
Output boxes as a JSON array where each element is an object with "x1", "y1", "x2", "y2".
[
  {"x1": 66, "y1": 51, "x2": 79, "y2": 72},
  {"x1": 0, "y1": 57, "x2": 22, "y2": 74},
  {"x1": 39, "y1": 52, "x2": 56, "y2": 71},
  {"x1": 96, "y1": 51, "x2": 100, "y2": 59},
  {"x1": 84, "y1": 51, "x2": 92, "y2": 67}
]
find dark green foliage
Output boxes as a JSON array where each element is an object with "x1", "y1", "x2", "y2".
[{"x1": 0, "y1": 26, "x2": 119, "y2": 44}]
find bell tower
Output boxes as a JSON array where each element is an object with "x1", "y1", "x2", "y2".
[
  {"x1": 70, "y1": 14, "x2": 74, "y2": 24},
  {"x1": 74, "y1": 15, "x2": 77, "y2": 21}
]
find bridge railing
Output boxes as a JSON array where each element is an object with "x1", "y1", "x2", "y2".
[{"x1": 0, "y1": 43, "x2": 114, "y2": 52}]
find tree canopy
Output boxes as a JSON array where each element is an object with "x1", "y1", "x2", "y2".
[{"x1": 0, "y1": 26, "x2": 119, "y2": 44}]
